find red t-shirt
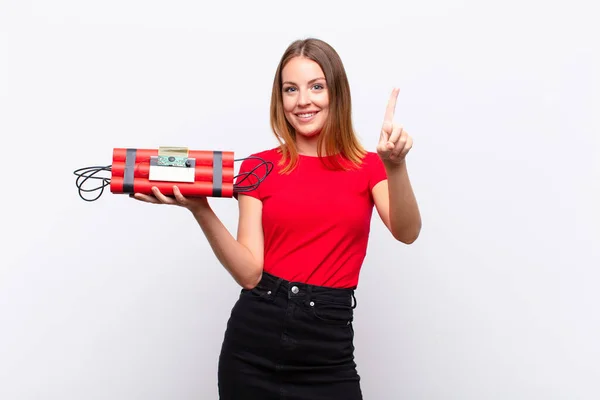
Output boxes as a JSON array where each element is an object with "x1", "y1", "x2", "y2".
[{"x1": 235, "y1": 147, "x2": 387, "y2": 288}]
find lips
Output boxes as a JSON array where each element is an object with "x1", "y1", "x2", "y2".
[{"x1": 295, "y1": 110, "x2": 319, "y2": 122}]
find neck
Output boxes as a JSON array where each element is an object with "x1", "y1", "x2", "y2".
[{"x1": 295, "y1": 134, "x2": 321, "y2": 156}]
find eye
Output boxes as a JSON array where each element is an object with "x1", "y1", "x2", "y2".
[
  {"x1": 312, "y1": 84, "x2": 324, "y2": 90},
  {"x1": 283, "y1": 86, "x2": 297, "y2": 93}
]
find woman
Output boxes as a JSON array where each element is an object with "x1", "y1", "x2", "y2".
[{"x1": 133, "y1": 38, "x2": 421, "y2": 399}]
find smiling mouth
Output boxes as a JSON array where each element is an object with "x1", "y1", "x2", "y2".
[{"x1": 296, "y1": 111, "x2": 319, "y2": 119}]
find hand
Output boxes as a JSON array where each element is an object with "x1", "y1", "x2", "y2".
[
  {"x1": 130, "y1": 185, "x2": 209, "y2": 214},
  {"x1": 377, "y1": 88, "x2": 413, "y2": 165}
]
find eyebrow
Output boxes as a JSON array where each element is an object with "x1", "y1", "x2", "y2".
[{"x1": 282, "y1": 77, "x2": 326, "y2": 86}]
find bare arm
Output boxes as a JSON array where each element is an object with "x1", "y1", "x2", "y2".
[
  {"x1": 133, "y1": 186, "x2": 264, "y2": 289},
  {"x1": 372, "y1": 161, "x2": 421, "y2": 243},
  {"x1": 374, "y1": 88, "x2": 422, "y2": 244},
  {"x1": 191, "y1": 195, "x2": 263, "y2": 288}
]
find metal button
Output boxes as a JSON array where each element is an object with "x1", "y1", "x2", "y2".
[
  {"x1": 267, "y1": 291, "x2": 272, "y2": 295},
  {"x1": 291, "y1": 286, "x2": 299, "y2": 294},
  {"x1": 309, "y1": 301, "x2": 315, "y2": 307}
]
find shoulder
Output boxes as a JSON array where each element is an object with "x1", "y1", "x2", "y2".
[
  {"x1": 362, "y1": 151, "x2": 381, "y2": 163},
  {"x1": 359, "y1": 151, "x2": 385, "y2": 170},
  {"x1": 238, "y1": 147, "x2": 280, "y2": 171},
  {"x1": 359, "y1": 151, "x2": 387, "y2": 189},
  {"x1": 235, "y1": 147, "x2": 280, "y2": 199}
]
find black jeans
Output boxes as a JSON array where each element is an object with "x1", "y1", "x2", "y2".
[{"x1": 218, "y1": 271, "x2": 362, "y2": 400}]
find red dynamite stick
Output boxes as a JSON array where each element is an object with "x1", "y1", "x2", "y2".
[
  {"x1": 112, "y1": 148, "x2": 235, "y2": 167},
  {"x1": 110, "y1": 177, "x2": 234, "y2": 197},
  {"x1": 110, "y1": 148, "x2": 235, "y2": 197},
  {"x1": 110, "y1": 161, "x2": 234, "y2": 182}
]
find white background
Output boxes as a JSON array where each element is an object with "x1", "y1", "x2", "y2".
[{"x1": 1, "y1": 0, "x2": 599, "y2": 399}]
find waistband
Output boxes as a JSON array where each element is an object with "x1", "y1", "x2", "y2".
[{"x1": 257, "y1": 271, "x2": 357, "y2": 308}]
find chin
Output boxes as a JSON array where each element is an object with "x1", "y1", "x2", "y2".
[
  {"x1": 295, "y1": 128, "x2": 322, "y2": 139},
  {"x1": 296, "y1": 130, "x2": 321, "y2": 139}
]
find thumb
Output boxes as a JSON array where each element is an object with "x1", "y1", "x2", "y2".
[
  {"x1": 380, "y1": 121, "x2": 393, "y2": 143},
  {"x1": 381, "y1": 122, "x2": 398, "y2": 152}
]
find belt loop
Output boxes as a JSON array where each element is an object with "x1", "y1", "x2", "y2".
[
  {"x1": 351, "y1": 291, "x2": 357, "y2": 309},
  {"x1": 304, "y1": 285, "x2": 313, "y2": 306},
  {"x1": 270, "y1": 278, "x2": 283, "y2": 297}
]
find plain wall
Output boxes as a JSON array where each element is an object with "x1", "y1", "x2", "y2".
[{"x1": 1, "y1": 0, "x2": 599, "y2": 399}]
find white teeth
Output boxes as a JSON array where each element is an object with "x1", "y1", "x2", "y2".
[{"x1": 298, "y1": 113, "x2": 316, "y2": 118}]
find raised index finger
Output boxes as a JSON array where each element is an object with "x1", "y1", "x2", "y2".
[{"x1": 384, "y1": 88, "x2": 400, "y2": 123}]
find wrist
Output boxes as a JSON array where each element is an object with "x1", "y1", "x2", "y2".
[
  {"x1": 189, "y1": 201, "x2": 212, "y2": 220},
  {"x1": 383, "y1": 158, "x2": 407, "y2": 171}
]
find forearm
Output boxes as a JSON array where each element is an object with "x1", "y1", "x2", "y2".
[
  {"x1": 384, "y1": 160, "x2": 421, "y2": 243},
  {"x1": 191, "y1": 206, "x2": 262, "y2": 288}
]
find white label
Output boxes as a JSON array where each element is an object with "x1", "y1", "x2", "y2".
[{"x1": 149, "y1": 165, "x2": 195, "y2": 183}]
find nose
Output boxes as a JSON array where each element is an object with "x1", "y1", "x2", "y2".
[{"x1": 297, "y1": 89, "x2": 311, "y2": 107}]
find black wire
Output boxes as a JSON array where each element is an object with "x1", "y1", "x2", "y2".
[
  {"x1": 233, "y1": 156, "x2": 274, "y2": 193},
  {"x1": 73, "y1": 165, "x2": 112, "y2": 202}
]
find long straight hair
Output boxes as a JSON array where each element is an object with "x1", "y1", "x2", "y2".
[{"x1": 270, "y1": 38, "x2": 366, "y2": 173}]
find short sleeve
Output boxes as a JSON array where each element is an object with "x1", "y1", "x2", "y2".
[
  {"x1": 233, "y1": 155, "x2": 263, "y2": 200},
  {"x1": 367, "y1": 152, "x2": 388, "y2": 191}
]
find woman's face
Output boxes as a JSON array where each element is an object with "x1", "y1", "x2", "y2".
[{"x1": 281, "y1": 56, "x2": 330, "y2": 139}]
